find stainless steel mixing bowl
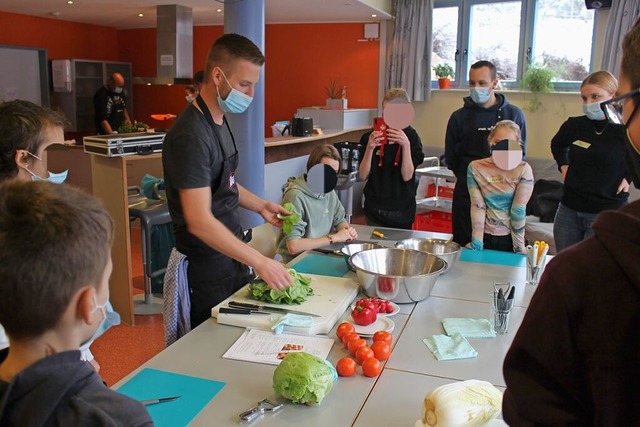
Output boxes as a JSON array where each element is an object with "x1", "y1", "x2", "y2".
[
  {"x1": 348, "y1": 248, "x2": 447, "y2": 303},
  {"x1": 340, "y1": 242, "x2": 383, "y2": 271},
  {"x1": 394, "y1": 238, "x2": 461, "y2": 274}
]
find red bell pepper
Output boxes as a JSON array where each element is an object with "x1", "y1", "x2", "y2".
[{"x1": 352, "y1": 305, "x2": 377, "y2": 326}]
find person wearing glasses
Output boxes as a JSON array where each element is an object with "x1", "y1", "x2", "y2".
[
  {"x1": 503, "y1": 18, "x2": 640, "y2": 424},
  {"x1": 550, "y1": 71, "x2": 629, "y2": 252}
]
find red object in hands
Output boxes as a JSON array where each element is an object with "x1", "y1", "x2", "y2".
[
  {"x1": 351, "y1": 305, "x2": 377, "y2": 326},
  {"x1": 374, "y1": 117, "x2": 388, "y2": 167}
]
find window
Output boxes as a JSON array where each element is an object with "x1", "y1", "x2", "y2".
[{"x1": 432, "y1": 0, "x2": 596, "y2": 89}]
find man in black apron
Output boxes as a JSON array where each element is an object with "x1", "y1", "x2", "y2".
[
  {"x1": 163, "y1": 34, "x2": 293, "y2": 328},
  {"x1": 444, "y1": 61, "x2": 527, "y2": 247}
]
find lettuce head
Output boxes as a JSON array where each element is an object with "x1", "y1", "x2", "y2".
[{"x1": 273, "y1": 352, "x2": 337, "y2": 405}]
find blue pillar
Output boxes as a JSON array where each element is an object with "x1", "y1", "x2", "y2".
[{"x1": 225, "y1": 0, "x2": 266, "y2": 230}]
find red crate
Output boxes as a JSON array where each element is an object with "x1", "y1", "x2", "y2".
[
  {"x1": 412, "y1": 210, "x2": 453, "y2": 233},
  {"x1": 425, "y1": 183, "x2": 454, "y2": 199}
]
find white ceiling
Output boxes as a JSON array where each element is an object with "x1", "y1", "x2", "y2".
[{"x1": 0, "y1": 0, "x2": 393, "y2": 29}]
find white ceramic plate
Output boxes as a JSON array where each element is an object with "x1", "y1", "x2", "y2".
[
  {"x1": 351, "y1": 301, "x2": 400, "y2": 317},
  {"x1": 348, "y1": 316, "x2": 395, "y2": 337}
]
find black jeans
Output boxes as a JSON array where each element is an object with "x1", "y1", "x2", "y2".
[{"x1": 484, "y1": 233, "x2": 513, "y2": 253}]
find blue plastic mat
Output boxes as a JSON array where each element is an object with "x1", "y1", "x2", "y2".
[
  {"x1": 459, "y1": 248, "x2": 527, "y2": 267},
  {"x1": 290, "y1": 253, "x2": 350, "y2": 277},
  {"x1": 117, "y1": 368, "x2": 225, "y2": 427}
]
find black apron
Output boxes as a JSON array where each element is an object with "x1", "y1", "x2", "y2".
[{"x1": 186, "y1": 96, "x2": 253, "y2": 328}]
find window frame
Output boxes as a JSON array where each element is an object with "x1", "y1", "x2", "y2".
[{"x1": 432, "y1": 0, "x2": 598, "y2": 91}]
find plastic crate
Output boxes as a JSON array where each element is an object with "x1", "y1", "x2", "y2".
[
  {"x1": 425, "y1": 183, "x2": 454, "y2": 199},
  {"x1": 412, "y1": 210, "x2": 453, "y2": 233}
]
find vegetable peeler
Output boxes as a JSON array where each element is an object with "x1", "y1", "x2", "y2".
[{"x1": 239, "y1": 398, "x2": 283, "y2": 422}]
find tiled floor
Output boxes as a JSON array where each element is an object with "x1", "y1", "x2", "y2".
[{"x1": 94, "y1": 215, "x2": 368, "y2": 386}]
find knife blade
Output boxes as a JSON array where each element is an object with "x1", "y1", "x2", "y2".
[
  {"x1": 219, "y1": 307, "x2": 271, "y2": 315},
  {"x1": 228, "y1": 301, "x2": 321, "y2": 317},
  {"x1": 140, "y1": 396, "x2": 181, "y2": 406}
]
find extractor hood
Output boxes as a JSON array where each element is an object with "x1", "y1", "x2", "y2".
[{"x1": 132, "y1": 4, "x2": 193, "y2": 85}]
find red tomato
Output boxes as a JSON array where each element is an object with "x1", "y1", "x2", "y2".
[
  {"x1": 372, "y1": 331, "x2": 393, "y2": 346},
  {"x1": 336, "y1": 357, "x2": 357, "y2": 377},
  {"x1": 362, "y1": 357, "x2": 382, "y2": 377},
  {"x1": 336, "y1": 322, "x2": 356, "y2": 340},
  {"x1": 355, "y1": 346, "x2": 375, "y2": 365},
  {"x1": 348, "y1": 338, "x2": 368, "y2": 356},
  {"x1": 342, "y1": 332, "x2": 360, "y2": 347},
  {"x1": 370, "y1": 341, "x2": 391, "y2": 361}
]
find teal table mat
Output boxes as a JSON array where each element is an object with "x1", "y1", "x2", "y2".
[
  {"x1": 117, "y1": 368, "x2": 225, "y2": 427},
  {"x1": 290, "y1": 253, "x2": 349, "y2": 277},
  {"x1": 460, "y1": 248, "x2": 527, "y2": 267}
]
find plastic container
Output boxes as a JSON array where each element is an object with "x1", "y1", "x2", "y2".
[{"x1": 412, "y1": 210, "x2": 453, "y2": 233}]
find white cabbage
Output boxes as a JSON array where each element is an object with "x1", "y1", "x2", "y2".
[{"x1": 419, "y1": 380, "x2": 503, "y2": 427}]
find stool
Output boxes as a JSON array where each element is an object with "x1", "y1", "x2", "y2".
[{"x1": 128, "y1": 189, "x2": 172, "y2": 315}]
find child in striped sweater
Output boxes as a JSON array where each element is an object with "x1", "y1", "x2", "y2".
[{"x1": 467, "y1": 120, "x2": 534, "y2": 253}]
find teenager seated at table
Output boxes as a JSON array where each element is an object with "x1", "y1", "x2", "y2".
[
  {"x1": 276, "y1": 144, "x2": 357, "y2": 262},
  {"x1": 467, "y1": 120, "x2": 534, "y2": 253},
  {"x1": 0, "y1": 181, "x2": 152, "y2": 426}
]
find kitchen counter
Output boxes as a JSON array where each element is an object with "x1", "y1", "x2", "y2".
[{"x1": 112, "y1": 225, "x2": 531, "y2": 425}]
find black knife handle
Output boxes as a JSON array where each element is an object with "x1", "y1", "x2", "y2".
[
  {"x1": 229, "y1": 301, "x2": 259, "y2": 309},
  {"x1": 219, "y1": 307, "x2": 253, "y2": 315}
]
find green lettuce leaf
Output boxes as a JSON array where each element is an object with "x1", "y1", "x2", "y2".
[{"x1": 248, "y1": 268, "x2": 313, "y2": 305}]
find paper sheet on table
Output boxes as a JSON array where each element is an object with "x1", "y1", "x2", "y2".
[
  {"x1": 460, "y1": 248, "x2": 527, "y2": 267},
  {"x1": 223, "y1": 328, "x2": 334, "y2": 365},
  {"x1": 116, "y1": 368, "x2": 225, "y2": 427},
  {"x1": 289, "y1": 253, "x2": 349, "y2": 277}
]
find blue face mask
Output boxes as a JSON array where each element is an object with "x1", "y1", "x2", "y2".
[
  {"x1": 583, "y1": 101, "x2": 606, "y2": 121},
  {"x1": 216, "y1": 69, "x2": 254, "y2": 114},
  {"x1": 79, "y1": 291, "x2": 121, "y2": 352},
  {"x1": 24, "y1": 151, "x2": 68, "y2": 184},
  {"x1": 470, "y1": 87, "x2": 492, "y2": 104}
]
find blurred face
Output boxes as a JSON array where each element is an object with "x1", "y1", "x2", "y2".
[
  {"x1": 321, "y1": 157, "x2": 340, "y2": 173},
  {"x1": 581, "y1": 83, "x2": 614, "y2": 105},
  {"x1": 469, "y1": 66, "x2": 497, "y2": 89},
  {"x1": 214, "y1": 59, "x2": 261, "y2": 99}
]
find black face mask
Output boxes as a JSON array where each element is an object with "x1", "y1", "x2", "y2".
[{"x1": 625, "y1": 129, "x2": 640, "y2": 187}]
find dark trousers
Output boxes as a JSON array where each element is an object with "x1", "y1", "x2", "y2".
[
  {"x1": 187, "y1": 253, "x2": 253, "y2": 328},
  {"x1": 452, "y1": 180, "x2": 472, "y2": 246},
  {"x1": 484, "y1": 233, "x2": 514, "y2": 253}
]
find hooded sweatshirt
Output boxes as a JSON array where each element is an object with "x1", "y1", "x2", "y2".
[
  {"x1": 503, "y1": 199, "x2": 640, "y2": 425},
  {"x1": 0, "y1": 349, "x2": 152, "y2": 426},
  {"x1": 276, "y1": 174, "x2": 346, "y2": 262},
  {"x1": 445, "y1": 93, "x2": 527, "y2": 179}
]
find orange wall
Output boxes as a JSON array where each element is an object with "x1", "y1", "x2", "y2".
[
  {"x1": 118, "y1": 23, "x2": 380, "y2": 133},
  {"x1": 0, "y1": 11, "x2": 118, "y2": 60}
]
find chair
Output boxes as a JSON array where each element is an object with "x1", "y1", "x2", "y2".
[
  {"x1": 128, "y1": 187, "x2": 172, "y2": 315},
  {"x1": 247, "y1": 222, "x2": 278, "y2": 259}
]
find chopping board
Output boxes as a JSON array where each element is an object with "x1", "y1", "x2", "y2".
[{"x1": 211, "y1": 273, "x2": 359, "y2": 335}]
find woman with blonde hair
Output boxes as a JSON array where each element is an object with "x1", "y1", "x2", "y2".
[
  {"x1": 551, "y1": 70, "x2": 629, "y2": 252},
  {"x1": 277, "y1": 144, "x2": 357, "y2": 261}
]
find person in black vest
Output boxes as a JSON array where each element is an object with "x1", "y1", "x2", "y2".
[
  {"x1": 93, "y1": 72, "x2": 131, "y2": 135},
  {"x1": 162, "y1": 34, "x2": 293, "y2": 328},
  {"x1": 444, "y1": 61, "x2": 527, "y2": 247}
]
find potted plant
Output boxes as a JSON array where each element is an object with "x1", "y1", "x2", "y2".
[
  {"x1": 325, "y1": 78, "x2": 348, "y2": 109},
  {"x1": 433, "y1": 63, "x2": 454, "y2": 89},
  {"x1": 522, "y1": 65, "x2": 555, "y2": 112}
]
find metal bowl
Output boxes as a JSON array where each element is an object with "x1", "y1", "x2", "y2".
[
  {"x1": 348, "y1": 248, "x2": 447, "y2": 303},
  {"x1": 340, "y1": 242, "x2": 383, "y2": 271},
  {"x1": 394, "y1": 238, "x2": 461, "y2": 274}
]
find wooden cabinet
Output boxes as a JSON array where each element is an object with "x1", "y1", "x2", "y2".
[{"x1": 50, "y1": 59, "x2": 132, "y2": 132}]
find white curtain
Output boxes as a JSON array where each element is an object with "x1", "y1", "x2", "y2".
[
  {"x1": 387, "y1": 0, "x2": 434, "y2": 102},
  {"x1": 601, "y1": 0, "x2": 640, "y2": 76}
]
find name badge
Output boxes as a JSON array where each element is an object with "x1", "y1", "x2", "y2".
[
  {"x1": 487, "y1": 175, "x2": 504, "y2": 183},
  {"x1": 573, "y1": 140, "x2": 591, "y2": 149},
  {"x1": 228, "y1": 171, "x2": 236, "y2": 189}
]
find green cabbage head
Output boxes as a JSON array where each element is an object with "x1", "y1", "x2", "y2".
[{"x1": 273, "y1": 352, "x2": 337, "y2": 405}]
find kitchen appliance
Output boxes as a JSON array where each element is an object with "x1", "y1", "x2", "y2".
[
  {"x1": 83, "y1": 132, "x2": 165, "y2": 157},
  {"x1": 291, "y1": 117, "x2": 313, "y2": 137}
]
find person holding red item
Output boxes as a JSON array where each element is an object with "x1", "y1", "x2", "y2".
[{"x1": 358, "y1": 88, "x2": 425, "y2": 229}]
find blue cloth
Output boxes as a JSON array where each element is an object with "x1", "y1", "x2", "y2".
[
  {"x1": 289, "y1": 253, "x2": 349, "y2": 277},
  {"x1": 163, "y1": 248, "x2": 190, "y2": 346},
  {"x1": 423, "y1": 332, "x2": 478, "y2": 361},
  {"x1": 442, "y1": 318, "x2": 496, "y2": 339},
  {"x1": 460, "y1": 248, "x2": 526, "y2": 267}
]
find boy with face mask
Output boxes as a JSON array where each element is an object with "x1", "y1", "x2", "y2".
[
  {"x1": 0, "y1": 181, "x2": 151, "y2": 426},
  {"x1": 444, "y1": 61, "x2": 527, "y2": 248},
  {"x1": 467, "y1": 120, "x2": 534, "y2": 253},
  {"x1": 503, "y1": 18, "x2": 640, "y2": 424}
]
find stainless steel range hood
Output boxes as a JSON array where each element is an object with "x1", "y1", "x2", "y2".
[{"x1": 132, "y1": 4, "x2": 193, "y2": 85}]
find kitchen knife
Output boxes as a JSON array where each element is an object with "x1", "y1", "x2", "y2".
[
  {"x1": 219, "y1": 307, "x2": 270, "y2": 315},
  {"x1": 228, "y1": 301, "x2": 321, "y2": 317},
  {"x1": 140, "y1": 396, "x2": 181, "y2": 406}
]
